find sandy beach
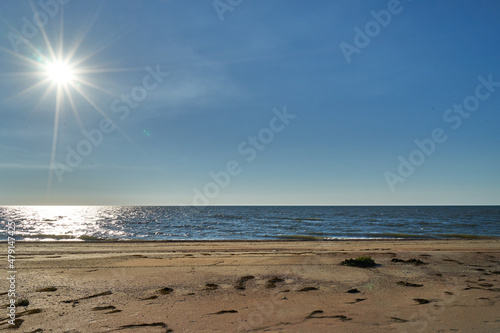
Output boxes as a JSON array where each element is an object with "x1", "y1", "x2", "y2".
[{"x1": 1, "y1": 239, "x2": 499, "y2": 332}]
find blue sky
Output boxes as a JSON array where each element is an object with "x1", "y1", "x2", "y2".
[{"x1": 0, "y1": 0, "x2": 499, "y2": 205}]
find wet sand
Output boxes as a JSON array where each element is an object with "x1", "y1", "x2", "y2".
[{"x1": 1, "y1": 239, "x2": 499, "y2": 332}]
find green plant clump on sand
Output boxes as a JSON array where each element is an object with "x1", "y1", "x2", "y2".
[{"x1": 341, "y1": 256, "x2": 377, "y2": 268}]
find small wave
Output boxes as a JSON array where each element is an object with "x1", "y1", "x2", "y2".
[
  {"x1": 292, "y1": 217, "x2": 324, "y2": 221},
  {"x1": 210, "y1": 214, "x2": 244, "y2": 220},
  {"x1": 324, "y1": 237, "x2": 381, "y2": 240},
  {"x1": 24, "y1": 234, "x2": 76, "y2": 240},
  {"x1": 370, "y1": 233, "x2": 432, "y2": 239},
  {"x1": 79, "y1": 235, "x2": 106, "y2": 241},
  {"x1": 437, "y1": 234, "x2": 499, "y2": 239},
  {"x1": 19, "y1": 234, "x2": 78, "y2": 241},
  {"x1": 277, "y1": 235, "x2": 326, "y2": 241},
  {"x1": 17, "y1": 234, "x2": 112, "y2": 241}
]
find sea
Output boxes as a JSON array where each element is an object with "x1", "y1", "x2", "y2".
[{"x1": 1, "y1": 206, "x2": 499, "y2": 241}]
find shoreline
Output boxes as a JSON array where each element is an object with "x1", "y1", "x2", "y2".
[{"x1": 7, "y1": 234, "x2": 500, "y2": 243}]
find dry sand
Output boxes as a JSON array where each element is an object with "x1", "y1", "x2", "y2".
[{"x1": 1, "y1": 239, "x2": 499, "y2": 332}]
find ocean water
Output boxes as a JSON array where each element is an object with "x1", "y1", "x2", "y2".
[{"x1": 1, "y1": 206, "x2": 499, "y2": 241}]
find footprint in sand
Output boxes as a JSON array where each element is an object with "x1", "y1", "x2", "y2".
[
  {"x1": 391, "y1": 317, "x2": 408, "y2": 323},
  {"x1": 92, "y1": 305, "x2": 116, "y2": 311},
  {"x1": 62, "y1": 291, "x2": 113, "y2": 304},
  {"x1": 307, "y1": 310, "x2": 324, "y2": 318},
  {"x1": 8, "y1": 319, "x2": 24, "y2": 328},
  {"x1": 92, "y1": 305, "x2": 122, "y2": 314},
  {"x1": 141, "y1": 295, "x2": 158, "y2": 300},
  {"x1": 396, "y1": 281, "x2": 423, "y2": 287},
  {"x1": 210, "y1": 310, "x2": 238, "y2": 315},
  {"x1": 36, "y1": 287, "x2": 57, "y2": 292},
  {"x1": 235, "y1": 275, "x2": 255, "y2": 290},
  {"x1": 0, "y1": 309, "x2": 42, "y2": 329},
  {"x1": 266, "y1": 277, "x2": 284, "y2": 289},
  {"x1": 347, "y1": 298, "x2": 366, "y2": 304},
  {"x1": 346, "y1": 288, "x2": 360, "y2": 294},
  {"x1": 413, "y1": 298, "x2": 431, "y2": 304},
  {"x1": 442, "y1": 259, "x2": 464, "y2": 265},
  {"x1": 113, "y1": 322, "x2": 172, "y2": 332},
  {"x1": 306, "y1": 310, "x2": 351, "y2": 321},
  {"x1": 158, "y1": 287, "x2": 174, "y2": 295},
  {"x1": 205, "y1": 283, "x2": 219, "y2": 290}
]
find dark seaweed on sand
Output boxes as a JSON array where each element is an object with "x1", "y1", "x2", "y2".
[{"x1": 391, "y1": 258, "x2": 427, "y2": 265}]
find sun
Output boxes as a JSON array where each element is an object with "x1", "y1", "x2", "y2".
[
  {"x1": 45, "y1": 61, "x2": 74, "y2": 86},
  {"x1": 1, "y1": 9, "x2": 141, "y2": 196}
]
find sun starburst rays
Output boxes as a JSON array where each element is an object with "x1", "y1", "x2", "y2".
[
  {"x1": 0, "y1": 6, "x2": 157, "y2": 198},
  {"x1": 47, "y1": 84, "x2": 63, "y2": 192},
  {"x1": 63, "y1": 86, "x2": 85, "y2": 131},
  {"x1": 1, "y1": 15, "x2": 136, "y2": 197}
]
